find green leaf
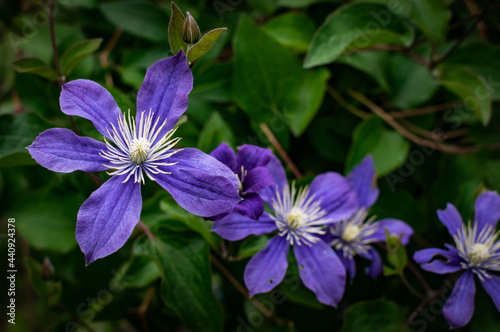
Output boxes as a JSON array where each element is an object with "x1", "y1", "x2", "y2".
[
  {"x1": 100, "y1": 1, "x2": 169, "y2": 42},
  {"x1": 10, "y1": 190, "x2": 82, "y2": 253},
  {"x1": 60, "y1": 38, "x2": 102, "y2": 77},
  {"x1": 134, "y1": 228, "x2": 223, "y2": 332},
  {"x1": 159, "y1": 199, "x2": 218, "y2": 249},
  {"x1": 307, "y1": 112, "x2": 355, "y2": 163},
  {"x1": 443, "y1": 42, "x2": 500, "y2": 100},
  {"x1": 197, "y1": 111, "x2": 235, "y2": 152},
  {"x1": 351, "y1": 0, "x2": 412, "y2": 17},
  {"x1": 411, "y1": 0, "x2": 450, "y2": 44},
  {"x1": 0, "y1": 113, "x2": 51, "y2": 167},
  {"x1": 116, "y1": 256, "x2": 161, "y2": 289},
  {"x1": 168, "y1": 2, "x2": 186, "y2": 54},
  {"x1": 278, "y1": 0, "x2": 339, "y2": 7},
  {"x1": 249, "y1": 0, "x2": 279, "y2": 14},
  {"x1": 346, "y1": 116, "x2": 410, "y2": 176},
  {"x1": 341, "y1": 52, "x2": 437, "y2": 108},
  {"x1": 0, "y1": 34, "x2": 16, "y2": 98},
  {"x1": 278, "y1": 278, "x2": 324, "y2": 309},
  {"x1": 439, "y1": 66, "x2": 492, "y2": 125},
  {"x1": 192, "y1": 62, "x2": 232, "y2": 103},
  {"x1": 233, "y1": 16, "x2": 329, "y2": 136},
  {"x1": 289, "y1": 69, "x2": 331, "y2": 135},
  {"x1": 262, "y1": 13, "x2": 316, "y2": 53},
  {"x1": 11, "y1": 57, "x2": 58, "y2": 81},
  {"x1": 106, "y1": 86, "x2": 135, "y2": 111},
  {"x1": 305, "y1": 3, "x2": 412, "y2": 68},
  {"x1": 187, "y1": 28, "x2": 227, "y2": 64},
  {"x1": 340, "y1": 299, "x2": 411, "y2": 332},
  {"x1": 0, "y1": 151, "x2": 36, "y2": 167},
  {"x1": 237, "y1": 236, "x2": 269, "y2": 259},
  {"x1": 485, "y1": 161, "x2": 500, "y2": 191}
]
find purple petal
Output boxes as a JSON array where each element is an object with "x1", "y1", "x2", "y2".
[
  {"x1": 480, "y1": 273, "x2": 500, "y2": 312},
  {"x1": 60, "y1": 80, "x2": 121, "y2": 140},
  {"x1": 234, "y1": 193, "x2": 265, "y2": 221},
  {"x1": 27, "y1": 128, "x2": 108, "y2": 173},
  {"x1": 76, "y1": 176, "x2": 142, "y2": 264},
  {"x1": 243, "y1": 167, "x2": 274, "y2": 193},
  {"x1": 236, "y1": 144, "x2": 272, "y2": 171},
  {"x1": 413, "y1": 247, "x2": 457, "y2": 264},
  {"x1": 294, "y1": 240, "x2": 346, "y2": 307},
  {"x1": 309, "y1": 172, "x2": 358, "y2": 223},
  {"x1": 259, "y1": 154, "x2": 288, "y2": 205},
  {"x1": 413, "y1": 247, "x2": 462, "y2": 274},
  {"x1": 474, "y1": 191, "x2": 500, "y2": 232},
  {"x1": 337, "y1": 251, "x2": 356, "y2": 279},
  {"x1": 437, "y1": 203, "x2": 463, "y2": 237},
  {"x1": 153, "y1": 148, "x2": 241, "y2": 217},
  {"x1": 210, "y1": 142, "x2": 236, "y2": 172},
  {"x1": 366, "y1": 218, "x2": 414, "y2": 245},
  {"x1": 244, "y1": 236, "x2": 289, "y2": 296},
  {"x1": 359, "y1": 247, "x2": 382, "y2": 279},
  {"x1": 136, "y1": 51, "x2": 193, "y2": 138},
  {"x1": 347, "y1": 155, "x2": 379, "y2": 209},
  {"x1": 212, "y1": 213, "x2": 277, "y2": 241},
  {"x1": 443, "y1": 270, "x2": 476, "y2": 328}
]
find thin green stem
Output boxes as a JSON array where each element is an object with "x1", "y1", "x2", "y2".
[{"x1": 399, "y1": 272, "x2": 425, "y2": 300}]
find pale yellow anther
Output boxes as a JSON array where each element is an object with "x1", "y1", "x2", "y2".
[
  {"x1": 129, "y1": 137, "x2": 151, "y2": 164},
  {"x1": 287, "y1": 207, "x2": 305, "y2": 228},
  {"x1": 342, "y1": 224, "x2": 361, "y2": 242}
]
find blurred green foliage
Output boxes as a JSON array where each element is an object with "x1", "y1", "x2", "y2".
[{"x1": 1, "y1": 0, "x2": 500, "y2": 331}]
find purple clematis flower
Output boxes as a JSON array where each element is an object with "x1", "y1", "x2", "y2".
[
  {"x1": 209, "y1": 143, "x2": 274, "y2": 220},
  {"x1": 27, "y1": 52, "x2": 241, "y2": 264},
  {"x1": 213, "y1": 154, "x2": 359, "y2": 307},
  {"x1": 328, "y1": 156, "x2": 413, "y2": 279},
  {"x1": 413, "y1": 191, "x2": 500, "y2": 328}
]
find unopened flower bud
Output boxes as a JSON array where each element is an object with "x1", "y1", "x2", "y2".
[
  {"x1": 182, "y1": 12, "x2": 200, "y2": 44},
  {"x1": 42, "y1": 257, "x2": 55, "y2": 280}
]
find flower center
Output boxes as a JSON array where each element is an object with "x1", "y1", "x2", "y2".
[
  {"x1": 269, "y1": 183, "x2": 329, "y2": 246},
  {"x1": 469, "y1": 243, "x2": 489, "y2": 264},
  {"x1": 129, "y1": 137, "x2": 151, "y2": 164},
  {"x1": 100, "y1": 110, "x2": 181, "y2": 184},
  {"x1": 330, "y1": 209, "x2": 377, "y2": 258},
  {"x1": 342, "y1": 224, "x2": 361, "y2": 242},
  {"x1": 287, "y1": 207, "x2": 305, "y2": 229}
]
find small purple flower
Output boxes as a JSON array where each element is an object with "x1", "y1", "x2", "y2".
[
  {"x1": 329, "y1": 156, "x2": 413, "y2": 279},
  {"x1": 413, "y1": 191, "x2": 500, "y2": 328},
  {"x1": 209, "y1": 143, "x2": 274, "y2": 220},
  {"x1": 27, "y1": 52, "x2": 241, "y2": 264},
  {"x1": 213, "y1": 155, "x2": 358, "y2": 307}
]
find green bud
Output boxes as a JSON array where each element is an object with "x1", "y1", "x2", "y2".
[
  {"x1": 41, "y1": 257, "x2": 55, "y2": 281},
  {"x1": 182, "y1": 12, "x2": 200, "y2": 44}
]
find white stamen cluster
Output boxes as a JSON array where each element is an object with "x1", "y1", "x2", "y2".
[
  {"x1": 236, "y1": 166, "x2": 247, "y2": 194},
  {"x1": 330, "y1": 209, "x2": 377, "y2": 259},
  {"x1": 453, "y1": 221, "x2": 500, "y2": 280},
  {"x1": 270, "y1": 183, "x2": 330, "y2": 246},
  {"x1": 100, "y1": 110, "x2": 181, "y2": 184}
]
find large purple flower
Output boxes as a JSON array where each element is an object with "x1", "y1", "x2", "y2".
[
  {"x1": 413, "y1": 191, "x2": 500, "y2": 328},
  {"x1": 209, "y1": 143, "x2": 274, "y2": 220},
  {"x1": 328, "y1": 156, "x2": 413, "y2": 279},
  {"x1": 213, "y1": 155, "x2": 358, "y2": 307},
  {"x1": 27, "y1": 52, "x2": 241, "y2": 264}
]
